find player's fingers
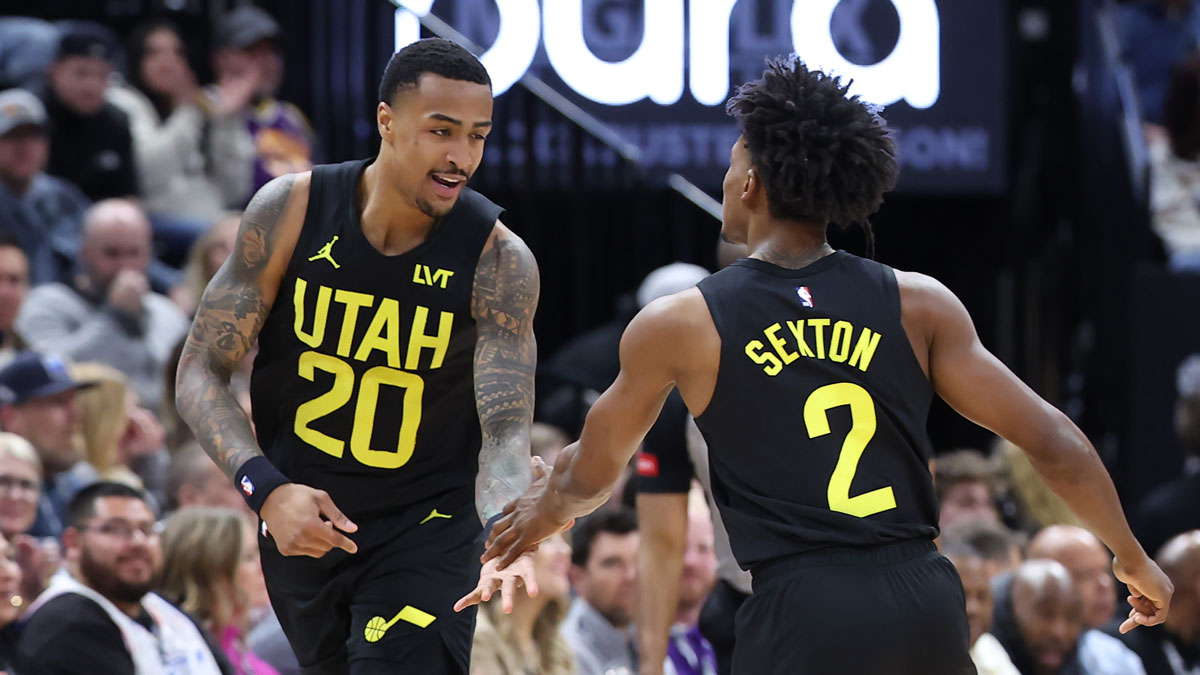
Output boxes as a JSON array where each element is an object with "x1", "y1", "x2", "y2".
[
  {"x1": 453, "y1": 588, "x2": 483, "y2": 612},
  {"x1": 530, "y1": 456, "x2": 550, "y2": 480},
  {"x1": 309, "y1": 521, "x2": 358, "y2": 554},
  {"x1": 314, "y1": 491, "x2": 358, "y2": 533},
  {"x1": 500, "y1": 576, "x2": 516, "y2": 614},
  {"x1": 1119, "y1": 616, "x2": 1139, "y2": 634},
  {"x1": 520, "y1": 563, "x2": 539, "y2": 598},
  {"x1": 1127, "y1": 594, "x2": 1156, "y2": 614}
]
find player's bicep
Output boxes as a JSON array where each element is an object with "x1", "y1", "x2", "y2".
[
  {"x1": 926, "y1": 283, "x2": 1066, "y2": 451},
  {"x1": 184, "y1": 174, "x2": 304, "y2": 373},
  {"x1": 572, "y1": 307, "x2": 681, "y2": 479}
]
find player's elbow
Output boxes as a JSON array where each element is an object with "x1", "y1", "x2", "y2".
[{"x1": 1022, "y1": 412, "x2": 1096, "y2": 479}]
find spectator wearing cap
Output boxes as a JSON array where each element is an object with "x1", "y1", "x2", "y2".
[
  {"x1": 210, "y1": 5, "x2": 314, "y2": 193},
  {"x1": 106, "y1": 19, "x2": 253, "y2": 244},
  {"x1": 0, "y1": 351, "x2": 99, "y2": 539},
  {"x1": 43, "y1": 26, "x2": 137, "y2": 201},
  {"x1": 15, "y1": 199, "x2": 189, "y2": 413},
  {"x1": 1134, "y1": 353, "x2": 1200, "y2": 558},
  {"x1": 0, "y1": 88, "x2": 89, "y2": 285}
]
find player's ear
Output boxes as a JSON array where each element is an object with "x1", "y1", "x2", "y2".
[
  {"x1": 741, "y1": 168, "x2": 758, "y2": 204},
  {"x1": 377, "y1": 102, "x2": 394, "y2": 142}
]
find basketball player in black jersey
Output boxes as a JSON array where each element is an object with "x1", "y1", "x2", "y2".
[
  {"x1": 176, "y1": 39, "x2": 541, "y2": 674},
  {"x1": 462, "y1": 57, "x2": 1174, "y2": 673}
]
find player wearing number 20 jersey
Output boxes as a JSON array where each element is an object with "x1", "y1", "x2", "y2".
[{"x1": 251, "y1": 158, "x2": 500, "y2": 520}]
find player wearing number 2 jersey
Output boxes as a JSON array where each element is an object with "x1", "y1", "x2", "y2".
[
  {"x1": 466, "y1": 57, "x2": 1174, "y2": 674},
  {"x1": 176, "y1": 39, "x2": 541, "y2": 675}
]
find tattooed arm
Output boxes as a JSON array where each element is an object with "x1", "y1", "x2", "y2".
[
  {"x1": 175, "y1": 173, "x2": 358, "y2": 557},
  {"x1": 471, "y1": 223, "x2": 540, "y2": 524},
  {"x1": 175, "y1": 174, "x2": 300, "y2": 476}
]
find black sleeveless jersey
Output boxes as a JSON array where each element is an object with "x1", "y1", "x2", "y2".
[
  {"x1": 694, "y1": 251, "x2": 940, "y2": 569},
  {"x1": 250, "y1": 158, "x2": 501, "y2": 519}
]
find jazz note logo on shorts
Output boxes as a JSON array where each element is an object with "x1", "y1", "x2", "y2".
[{"x1": 796, "y1": 286, "x2": 815, "y2": 308}]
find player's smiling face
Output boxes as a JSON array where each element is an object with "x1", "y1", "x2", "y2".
[{"x1": 379, "y1": 73, "x2": 493, "y2": 219}]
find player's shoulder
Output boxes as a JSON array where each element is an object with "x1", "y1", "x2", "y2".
[
  {"x1": 622, "y1": 288, "x2": 715, "y2": 362},
  {"x1": 893, "y1": 268, "x2": 961, "y2": 315}
]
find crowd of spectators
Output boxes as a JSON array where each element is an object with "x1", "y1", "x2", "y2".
[{"x1": 0, "y1": 3, "x2": 1193, "y2": 675}]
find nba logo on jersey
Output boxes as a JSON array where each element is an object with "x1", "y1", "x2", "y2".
[
  {"x1": 240, "y1": 475, "x2": 255, "y2": 496},
  {"x1": 796, "y1": 286, "x2": 815, "y2": 308}
]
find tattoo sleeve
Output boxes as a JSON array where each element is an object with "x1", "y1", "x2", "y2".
[
  {"x1": 471, "y1": 228, "x2": 540, "y2": 523},
  {"x1": 175, "y1": 175, "x2": 295, "y2": 479}
]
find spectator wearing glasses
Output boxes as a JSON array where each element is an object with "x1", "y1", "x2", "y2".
[
  {"x1": 0, "y1": 432, "x2": 59, "y2": 608},
  {"x1": 16, "y1": 482, "x2": 228, "y2": 675}
]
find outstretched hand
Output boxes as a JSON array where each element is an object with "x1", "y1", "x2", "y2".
[
  {"x1": 454, "y1": 551, "x2": 539, "y2": 613},
  {"x1": 1113, "y1": 555, "x2": 1173, "y2": 633},
  {"x1": 481, "y1": 458, "x2": 574, "y2": 571}
]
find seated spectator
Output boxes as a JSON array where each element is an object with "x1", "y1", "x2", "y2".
[
  {"x1": 942, "y1": 517, "x2": 1025, "y2": 582},
  {"x1": 164, "y1": 444, "x2": 248, "y2": 516},
  {"x1": 1108, "y1": 530, "x2": 1200, "y2": 675},
  {"x1": 1118, "y1": 0, "x2": 1200, "y2": 126},
  {"x1": 0, "y1": 88, "x2": 88, "y2": 284},
  {"x1": 108, "y1": 19, "x2": 253, "y2": 226},
  {"x1": 471, "y1": 533, "x2": 574, "y2": 675},
  {"x1": 1135, "y1": 354, "x2": 1200, "y2": 557},
  {"x1": 934, "y1": 449, "x2": 1002, "y2": 529},
  {"x1": 171, "y1": 211, "x2": 241, "y2": 316},
  {"x1": 15, "y1": 199, "x2": 189, "y2": 412},
  {"x1": 16, "y1": 482, "x2": 228, "y2": 674},
  {"x1": 0, "y1": 235, "x2": 28, "y2": 368},
  {"x1": 69, "y1": 363, "x2": 166, "y2": 503},
  {"x1": 561, "y1": 509, "x2": 639, "y2": 675},
  {"x1": 210, "y1": 6, "x2": 313, "y2": 194},
  {"x1": 0, "y1": 530, "x2": 25, "y2": 673},
  {"x1": 0, "y1": 432, "x2": 56, "y2": 607},
  {"x1": 663, "y1": 492, "x2": 717, "y2": 675},
  {"x1": 1027, "y1": 525, "x2": 1118, "y2": 630},
  {"x1": 42, "y1": 26, "x2": 137, "y2": 201},
  {"x1": 991, "y1": 559, "x2": 1145, "y2": 675},
  {"x1": 942, "y1": 541, "x2": 1019, "y2": 675},
  {"x1": 1147, "y1": 56, "x2": 1200, "y2": 271},
  {"x1": 0, "y1": 352, "x2": 98, "y2": 539},
  {"x1": 161, "y1": 506, "x2": 275, "y2": 675}
]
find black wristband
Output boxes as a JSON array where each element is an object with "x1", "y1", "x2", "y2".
[
  {"x1": 476, "y1": 513, "x2": 504, "y2": 548},
  {"x1": 234, "y1": 457, "x2": 290, "y2": 514}
]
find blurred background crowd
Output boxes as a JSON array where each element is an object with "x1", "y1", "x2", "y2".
[{"x1": 0, "y1": 0, "x2": 1196, "y2": 674}]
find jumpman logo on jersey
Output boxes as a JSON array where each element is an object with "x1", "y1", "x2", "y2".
[
  {"x1": 308, "y1": 236, "x2": 341, "y2": 268},
  {"x1": 419, "y1": 508, "x2": 452, "y2": 525}
]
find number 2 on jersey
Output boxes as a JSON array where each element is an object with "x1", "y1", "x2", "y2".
[
  {"x1": 803, "y1": 382, "x2": 897, "y2": 518},
  {"x1": 293, "y1": 351, "x2": 423, "y2": 469}
]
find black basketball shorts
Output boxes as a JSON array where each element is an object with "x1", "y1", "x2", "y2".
[
  {"x1": 258, "y1": 487, "x2": 482, "y2": 675},
  {"x1": 734, "y1": 539, "x2": 977, "y2": 675}
]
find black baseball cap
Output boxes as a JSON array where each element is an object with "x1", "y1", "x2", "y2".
[
  {"x1": 0, "y1": 352, "x2": 96, "y2": 406},
  {"x1": 55, "y1": 29, "x2": 115, "y2": 63},
  {"x1": 214, "y1": 6, "x2": 281, "y2": 50}
]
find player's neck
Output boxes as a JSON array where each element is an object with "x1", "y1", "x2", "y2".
[
  {"x1": 747, "y1": 217, "x2": 833, "y2": 269},
  {"x1": 358, "y1": 160, "x2": 438, "y2": 253}
]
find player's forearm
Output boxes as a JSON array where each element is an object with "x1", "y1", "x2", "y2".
[
  {"x1": 1025, "y1": 419, "x2": 1148, "y2": 563},
  {"x1": 475, "y1": 424, "x2": 533, "y2": 523},
  {"x1": 175, "y1": 345, "x2": 264, "y2": 479},
  {"x1": 540, "y1": 440, "x2": 626, "y2": 522}
]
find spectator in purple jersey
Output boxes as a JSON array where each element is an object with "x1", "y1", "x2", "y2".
[{"x1": 210, "y1": 6, "x2": 314, "y2": 194}]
